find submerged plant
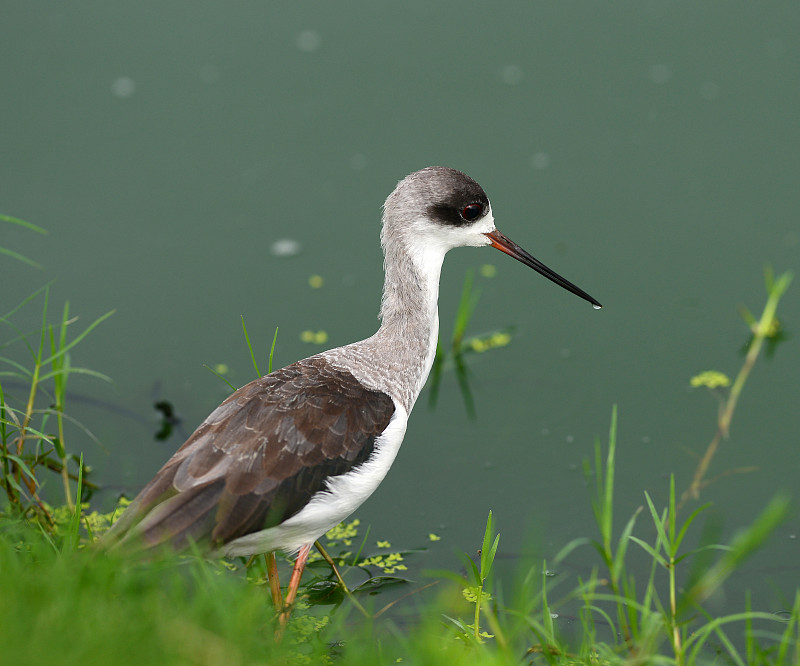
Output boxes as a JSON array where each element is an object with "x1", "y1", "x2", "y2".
[
  {"x1": 0, "y1": 214, "x2": 47, "y2": 268},
  {"x1": 682, "y1": 268, "x2": 792, "y2": 506},
  {"x1": 429, "y1": 268, "x2": 515, "y2": 418}
]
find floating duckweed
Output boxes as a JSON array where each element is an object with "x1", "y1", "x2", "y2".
[
  {"x1": 289, "y1": 613, "x2": 329, "y2": 642},
  {"x1": 325, "y1": 518, "x2": 360, "y2": 544},
  {"x1": 479, "y1": 263, "x2": 496, "y2": 278},
  {"x1": 690, "y1": 370, "x2": 731, "y2": 389},
  {"x1": 468, "y1": 330, "x2": 512, "y2": 353},
  {"x1": 461, "y1": 624, "x2": 494, "y2": 642},
  {"x1": 462, "y1": 586, "x2": 492, "y2": 604},
  {"x1": 428, "y1": 533, "x2": 441, "y2": 541},
  {"x1": 362, "y1": 551, "x2": 406, "y2": 574},
  {"x1": 82, "y1": 496, "x2": 131, "y2": 535},
  {"x1": 491, "y1": 331, "x2": 511, "y2": 346},
  {"x1": 308, "y1": 274, "x2": 324, "y2": 288},
  {"x1": 300, "y1": 330, "x2": 328, "y2": 344},
  {"x1": 376, "y1": 540, "x2": 391, "y2": 548}
]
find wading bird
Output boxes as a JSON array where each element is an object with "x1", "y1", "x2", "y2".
[{"x1": 105, "y1": 166, "x2": 601, "y2": 626}]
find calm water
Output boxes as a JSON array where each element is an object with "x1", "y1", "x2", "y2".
[{"x1": 2, "y1": 1, "x2": 798, "y2": 620}]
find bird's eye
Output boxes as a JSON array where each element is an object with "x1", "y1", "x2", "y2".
[{"x1": 461, "y1": 203, "x2": 483, "y2": 221}]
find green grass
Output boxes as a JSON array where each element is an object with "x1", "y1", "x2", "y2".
[
  {"x1": 1, "y1": 213, "x2": 48, "y2": 268},
  {"x1": 0, "y1": 521, "x2": 302, "y2": 664},
  {"x1": 1, "y1": 431, "x2": 796, "y2": 664},
  {"x1": 1, "y1": 283, "x2": 113, "y2": 519},
  {"x1": 1, "y1": 226, "x2": 797, "y2": 664}
]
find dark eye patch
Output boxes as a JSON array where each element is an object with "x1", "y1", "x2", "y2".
[
  {"x1": 421, "y1": 168, "x2": 491, "y2": 227},
  {"x1": 427, "y1": 199, "x2": 489, "y2": 227},
  {"x1": 461, "y1": 203, "x2": 484, "y2": 221}
]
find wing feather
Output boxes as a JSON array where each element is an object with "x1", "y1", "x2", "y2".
[{"x1": 106, "y1": 356, "x2": 395, "y2": 553}]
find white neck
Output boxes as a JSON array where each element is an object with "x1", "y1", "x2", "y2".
[
  {"x1": 322, "y1": 229, "x2": 446, "y2": 413},
  {"x1": 321, "y1": 201, "x2": 495, "y2": 413}
]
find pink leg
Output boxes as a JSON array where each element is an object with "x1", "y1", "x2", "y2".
[
  {"x1": 265, "y1": 552, "x2": 283, "y2": 613},
  {"x1": 277, "y1": 543, "x2": 312, "y2": 634}
]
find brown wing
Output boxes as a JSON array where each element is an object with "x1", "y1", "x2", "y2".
[{"x1": 106, "y1": 356, "x2": 395, "y2": 552}]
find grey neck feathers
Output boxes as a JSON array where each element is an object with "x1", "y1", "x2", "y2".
[{"x1": 321, "y1": 218, "x2": 444, "y2": 414}]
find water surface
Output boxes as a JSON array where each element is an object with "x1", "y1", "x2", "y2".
[{"x1": 2, "y1": 0, "x2": 798, "y2": 621}]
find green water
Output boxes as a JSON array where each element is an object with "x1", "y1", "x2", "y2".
[{"x1": 2, "y1": 1, "x2": 798, "y2": 618}]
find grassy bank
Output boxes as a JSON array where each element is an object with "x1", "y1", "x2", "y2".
[{"x1": 1, "y1": 222, "x2": 797, "y2": 663}]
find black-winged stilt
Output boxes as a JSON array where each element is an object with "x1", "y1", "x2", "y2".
[{"x1": 105, "y1": 166, "x2": 601, "y2": 621}]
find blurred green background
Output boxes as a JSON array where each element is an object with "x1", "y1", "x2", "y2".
[{"x1": 2, "y1": 1, "x2": 798, "y2": 614}]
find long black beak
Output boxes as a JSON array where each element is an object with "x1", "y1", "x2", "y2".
[{"x1": 485, "y1": 229, "x2": 602, "y2": 309}]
